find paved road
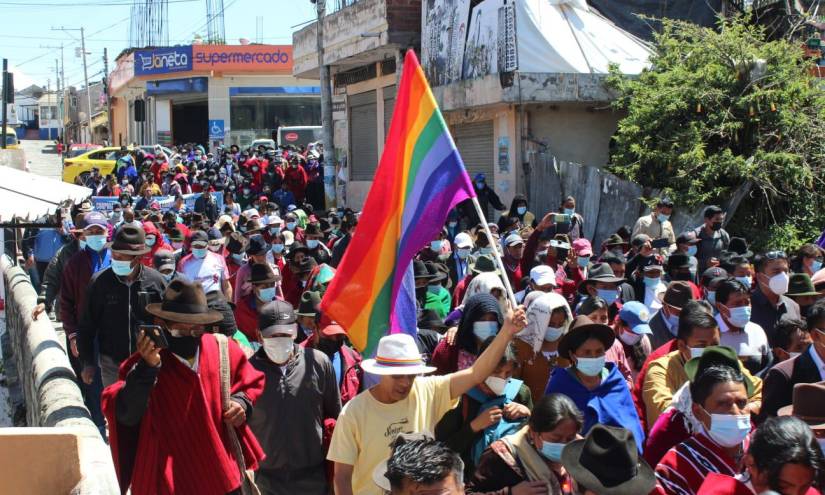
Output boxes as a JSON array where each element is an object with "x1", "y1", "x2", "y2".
[{"x1": 19, "y1": 139, "x2": 63, "y2": 181}]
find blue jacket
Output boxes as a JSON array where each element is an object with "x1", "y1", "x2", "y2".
[
  {"x1": 33, "y1": 229, "x2": 68, "y2": 262},
  {"x1": 546, "y1": 363, "x2": 645, "y2": 453}
]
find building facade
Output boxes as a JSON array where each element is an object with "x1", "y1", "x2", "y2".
[{"x1": 108, "y1": 44, "x2": 321, "y2": 148}]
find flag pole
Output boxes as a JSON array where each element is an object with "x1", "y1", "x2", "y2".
[{"x1": 471, "y1": 196, "x2": 519, "y2": 308}]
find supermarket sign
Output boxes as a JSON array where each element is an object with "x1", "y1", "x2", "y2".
[
  {"x1": 192, "y1": 45, "x2": 292, "y2": 73},
  {"x1": 135, "y1": 46, "x2": 193, "y2": 75}
]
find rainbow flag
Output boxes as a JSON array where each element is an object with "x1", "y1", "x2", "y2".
[{"x1": 321, "y1": 50, "x2": 476, "y2": 356}]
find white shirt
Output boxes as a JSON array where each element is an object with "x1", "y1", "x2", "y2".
[
  {"x1": 809, "y1": 343, "x2": 825, "y2": 381},
  {"x1": 179, "y1": 251, "x2": 230, "y2": 295},
  {"x1": 715, "y1": 314, "x2": 770, "y2": 360}
]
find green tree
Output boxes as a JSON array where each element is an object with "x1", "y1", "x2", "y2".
[{"x1": 606, "y1": 16, "x2": 825, "y2": 251}]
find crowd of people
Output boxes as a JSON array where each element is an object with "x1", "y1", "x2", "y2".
[{"x1": 10, "y1": 150, "x2": 825, "y2": 495}]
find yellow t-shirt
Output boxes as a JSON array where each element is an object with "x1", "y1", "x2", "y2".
[{"x1": 327, "y1": 374, "x2": 454, "y2": 495}]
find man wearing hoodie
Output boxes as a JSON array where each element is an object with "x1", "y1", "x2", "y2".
[{"x1": 139, "y1": 221, "x2": 171, "y2": 268}]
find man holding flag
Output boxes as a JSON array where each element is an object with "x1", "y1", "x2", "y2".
[{"x1": 322, "y1": 50, "x2": 526, "y2": 495}]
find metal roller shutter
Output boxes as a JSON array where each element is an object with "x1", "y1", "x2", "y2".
[
  {"x1": 349, "y1": 90, "x2": 378, "y2": 181},
  {"x1": 383, "y1": 85, "x2": 396, "y2": 139},
  {"x1": 451, "y1": 120, "x2": 494, "y2": 180}
]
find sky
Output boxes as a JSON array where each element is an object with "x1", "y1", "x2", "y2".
[{"x1": 0, "y1": 0, "x2": 321, "y2": 91}]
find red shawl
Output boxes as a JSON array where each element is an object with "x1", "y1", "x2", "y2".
[{"x1": 102, "y1": 334, "x2": 266, "y2": 495}]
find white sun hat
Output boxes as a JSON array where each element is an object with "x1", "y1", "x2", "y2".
[{"x1": 360, "y1": 334, "x2": 436, "y2": 375}]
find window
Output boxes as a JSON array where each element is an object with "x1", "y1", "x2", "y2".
[{"x1": 229, "y1": 96, "x2": 321, "y2": 134}]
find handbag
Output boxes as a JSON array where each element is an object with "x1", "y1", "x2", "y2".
[{"x1": 215, "y1": 333, "x2": 262, "y2": 495}]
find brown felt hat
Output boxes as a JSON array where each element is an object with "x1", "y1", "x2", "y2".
[
  {"x1": 145, "y1": 279, "x2": 223, "y2": 325},
  {"x1": 108, "y1": 225, "x2": 151, "y2": 256},
  {"x1": 778, "y1": 381, "x2": 825, "y2": 429},
  {"x1": 557, "y1": 315, "x2": 615, "y2": 359}
]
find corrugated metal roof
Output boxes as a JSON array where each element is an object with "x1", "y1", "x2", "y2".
[{"x1": 0, "y1": 166, "x2": 92, "y2": 222}]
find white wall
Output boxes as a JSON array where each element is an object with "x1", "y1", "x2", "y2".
[{"x1": 528, "y1": 104, "x2": 621, "y2": 167}]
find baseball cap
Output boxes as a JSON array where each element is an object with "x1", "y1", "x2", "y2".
[
  {"x1": 320, "y1": 322, "x2": 347, "y2": 337},
  {"x1": 83, "y1": 211, "x2": 108, "y2": 230},
  {"x1": 505, "y1": 233, "x2": 524, "y2": 247},
  {"x1": 153, "y1": 249, "x2": 176, "y2": 272},
  {"x1": 700, "y1": 267, "x2": 729, "y2": 287},
  {"x1": 618, "y1": 301, "x2": 653, "y2": 335},
  {"x1": 258, "y1": 300, "x2": 297, "y2": 338},
  {"x1": 190, "y1": 230, "x2": 209, "y2": 248},
  {"x1": 631, "y1": 234, "x2": 651, "y2": 248},
  {"x1": 530, "y1": 265, "x2": 557, "y2": 287},
  {"x1": 242, "y1": 208, "x2": 260, "y2": 219},
  {"x1": 454, "y1": 232, "x2": 473, "y2": 249},
  {"x1": 676, "y1": 231, "x2": 700, "y2": 245},
  {"x1": 573, "y1": 238, "x2": 593, "y2": 257}
]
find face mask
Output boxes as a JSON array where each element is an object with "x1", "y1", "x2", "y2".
[
  {"x1": 252, "y1": 166, "x2": 259, "y2": 172},
  {"x1": 167, "y1": 332, "x2": 199, "y2": 359},
  {"x1": 263, "y1": 336, "x2": 293, "y2": 364},
  {"x1": 644, "y1": 276, "x2": 661, "y2": 288},
  {"x1": 85, "y1": 235, "x2": 107, "y2": 252},
  {"x1": 619, "y1": 330, "x2": 642, "y2": 346},
  {"x1": 706, "y1": 290, "x2": 716, "y2": 305},
  {"x1": 111, "y1": 212, "x2": 122, "y2": 221},
  {"x1": 78, "y1": 239, "x2": 87, "y2": 250},
  {"x1": 243, "y1": 188, "x2": 251, "y2": 195},
  {"x1": 724, "y1": 305, "x2": 752, "y2": 328},
  {"x1": 427, "y1": 284, "x2": 441, "y2": 294},
  {"x1": 734, "y1": 276, "x2": 751, "y2": 290},
  {"x1": 145, "y1": 236, "x2": 156, "y2": 247},
  {"x1": 448, "y1": 221, "x2": 458, "y2": 228},
  {"x1": 666, "y1": 311, "x2": 680, "y2": 330},
  {"x1": 516, "y1": 206, "x2": 527, "y2": 215},
  {"x1": 575, "y1": 355, "x2": 605, "y2": 376},
  {"x1": 544, "y1": 326, "x2": 564, "y2": 342},
  {"x1": 231, "y1": 253, "x2": 246, "y2": 264},
  {"x1": 473, "y1": 321, "x2": 499, "y2": 341},
  {"x1": 711, "y1": 221, "x2": 723, "y2": 231},
  {"x1": 192, "y1": 248, "x2": 208, "y2": 259},
  {"x1": 597, "y1": 288, "x2": 619, "y2": 305},
  {"x1": 563, "y1": 208, "x2": 575, "y2": 216},
  {"x1": 457, "y1": 248, "x2": 471, "y2": 259},
  {"x1": 172, "y1": 242, "x2": 183, "y2": 250},
  {"x1": 686, "y1": 245, "x2": 697, "y2": 256},
  {"x1": 475, "y1": 181, "x2": 485, "y2": 190},
  {"x1": 690, "y1": 347, "x2": 705, "y2": 359},
  {"x1": 318, "y1": 338, "x2": 343, "y2": 358},
  {"x1": 812, "y1": 260, "x2": 823, "y2": 273},
  {"x1": 704, "y1": 410, "x2": 751, "y2": 447},
  {"x1": 111, "y1": 259, "x2": 134, "y2": 276},
  {"x1": 479, "y1": 247, "x2": 493, "y2": 255},
  {"x1": 121, "y1": 179, "x2": 129, "y2": 186},
  {"x1": 430, "y1": 240, "x2": 443, "y2": 251},
  {"x1": 577, "y1": 256, "x2": 589, "y2": 268},
  {"x1": 208, "y1": 244, "x2": 222, "y2": 253},
  {"x1": 269, "y1": 227, "x2": 281, "y2": 236},
  {"x1": 286, "y1": 222, "x2": 296, "y2": 231},
  {"x1": 767, "y1": 272, "x2": 790, "y2": 295},
  {"x1": 307, "y1": 239, "x2": 320, "y2": 249},
  {"x1": 657, "y1": 213, "x2": 670, "y2": 223},
  {"x1": 162, "y1": 272, "x2": 174, "y2": 283},
  {"x1": 789, "y1": 351, "x2": 801, "y2": 359},
  {"x1": 257, "y1": 287, "x2": 276, "y2": 302},
  {"x1": 271, "y1": 243, "x2": 285, "y2": 254},
  {"x1": 538, "y1": 440, "x2": 565, "y2": 462},
  {"x1": 484, "y1": 376, "x2": 508, "y2": 396}
]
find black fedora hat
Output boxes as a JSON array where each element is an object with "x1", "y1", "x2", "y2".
[
  {"x1": 226, "y1": 232, "x2": 248, "y2": 255},
  {"x1": 296, "y1": 291, "x2": 321, "y2": 316},
  {"x1": 298, "y1": 256, "x2": 318, "y2": 274},
  {"x1": 425, "y1": 261, "x2": 447, "y2": 283},
  {"x1": 471, "y1": 255, "x2": 501, "y2": 275},
  {"x1": 418, "y1": 309, "x2": 446, "y2": 331},
  {"x1": 561, "y1": 425, "x2": 655, "y2": 495},
  {"x1": 557, "y1": 315, "x2": 615, "y2": 359},
  {"x1": 666, "y1": 253, "x2": 691, "y2": 270},
  {"x1": 246, "y1": 234, "x2": 268, "y2": 256},
  {"x1": 305, "y1": 223, "x2": 323, "y2": 237},
  {"x1": 250, "y1": 263, "x2": 281, "y2": 284},
  {"x1": 728, "y1": 237, "x2": 753, "y2": 260},
  {"x1": 145, "y1": 279, "x2": 223, "y2": 325},
  {"x1": 413, "y1": 260, "x2": 430, "y2": 279},
  {"x1": 109, "y1": 224, "x2": 151, "y2": 256},
  {"x1": 577, "y1": 263, "x2": 624, "y2": 295}
]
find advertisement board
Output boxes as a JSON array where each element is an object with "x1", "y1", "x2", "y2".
[
  {"x1": 134, "y1": 46, "x2": 193, "y2": 76},
  {"x1": 192, "y1": 45, "x2": 292, "y2": 73}
]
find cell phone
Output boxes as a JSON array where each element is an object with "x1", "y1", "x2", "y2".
[
  {"x1": 138, "y1": 325, "x2": 169, "y2": 349},
  {"x1": 651, "y1": 238, "x2": 670, "y2": 249},
  {"x1": 553, "y1": 213, "x2": 570, "y2": 223}
]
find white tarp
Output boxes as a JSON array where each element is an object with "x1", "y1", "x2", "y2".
[
  {"x1": 516, "y1": 0, "x2": 651, "y2": 74},
  {"x1": 0, "y1": 166, "x2": 92, "y2": 222},
  {"x1": 422, "y1": 0, "x2": 472, "y2": 86},
  {"x1": 459, "y1": 0, "x2": 651, "y2": 80}
]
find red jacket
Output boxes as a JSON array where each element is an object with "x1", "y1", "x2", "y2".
[
  {"x1": 283, "y1": 165, "x2": 308, "y2": 202},
  {"x1": 233, "y1": 295, "x2": 260, "y2": 342},
  {"x1": 59, "y1": 248, "x2": 109, "y2": 338},
  {"x1": 140, "y1": 222, "x2": 172, "y2": 267}
]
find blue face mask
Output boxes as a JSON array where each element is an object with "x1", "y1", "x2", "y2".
[
  {"x1": 657, "y1": 213, "x2": 670, "y2": 223},
  {"x1": 427, "y1": 284, "x2": 441, "y2": 294},
  {"x1": 286, "y1": 222, "x2": 296, "y2": 231},
  {"x1": 666, "y1": 312, "x2": 679, "y2": 330},
  {"x1": 812, "y1": 260, "x2": 822, "y2": 273},
  {"x1": 431, "y1": 240, "x2": 443, "y2": 251},
  {"x1": 686, "y1": 245, "x2": 697, "y2": 256},
  {"x1": 111, "y1": 259, "x2": 134, "y2": 276},
  {"x1": 85, "y1": 234, "x2": 107, "y2": 252},
  {"x1": 706, "y1": 290, "x2": 717, "y2": 305},
  {"x1": 269, "y1": 227, "x2": 281, "y2": 236},
  {"x1": 575, "y1": 355, "x2": 605, "y2": 376},
  {"x1": 597, "y1": 288, "x2": 619, "y2": 305},
  {"x1": 475, "y1": 181, "x2": 485, "y2": 190},
  {"x1": 538, "y1": 440, "x2": 565, "y2": 462},
  {"x1": 231, "y1": 253, "x2": 246, "y2": 264},
  {"x1": 563, "y1": 207, "x2": 575, "y2": 216},
  {"x1": 516, "y1": 206, "x2": 527, "y2": 215},
  {"x1": 577, "y1": 256, "x2": 590, "y2": 268},
  {"x1": 192, "y1": 248, "x2": 208, "y2": 259},
  {"x1": 271, "y1": 243, "x2": 285, "y2": 254},
  {"x1": 473, "y1": 321, "x2": 498, "y2": 341},
  {"x1": 457, "y1": 248, "x2": 471, "y2": 259},
  {"x1": 145, "y1": 236, "x2": 156, "y2": 247},
  {"x1": 735, "y1": 276, "x2": 752, "y2": 290},
  {"x1": 257, "y1": 287, "x2": 276, "y2": 302},
  {"x1": 78, "y1": 239, "x2": 87, "y2": 250},
  {"x1": 725, "y1": 305, "x2": 752, "y2": 328},
  {"x1": 162, "y1": 272, "x2": 175, "y2": 283},
  {"x1": 307, "y1": 239, "x2": 320, "y2": 249},
  {"x1": 479, "y1": 247, "x2": 494, "y2": 255},
  {"x1": 644, "y1": 276, "x2": 661, "y2": 288}
]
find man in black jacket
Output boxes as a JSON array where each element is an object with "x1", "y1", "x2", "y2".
[
  {"x1": 77, "y1": 225, "x2": 166, "y2": 387},
  {"x1": 194, "y1": 187, "x2": 220, "y2": 223}
]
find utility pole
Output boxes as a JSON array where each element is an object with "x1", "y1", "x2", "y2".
[
  {"x1": 55, "y1": 58, "x2": 63, "y2": 142},
  {"x1": 47, "y1": 78, "x2": 53, "y2": 140},
  {"x1": 1, "y1": 58, "x2": 8, "y2": 150},
  {"x1": 315, "y1": 0, "x2": 336, "y2": 207},
  {"x1": 54, "y1": 26, "x2": 93, "y2": 143},
  {"x1": 103, "y1": 47, "x2": 111, "y2": 146}
]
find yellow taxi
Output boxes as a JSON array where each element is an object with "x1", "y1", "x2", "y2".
[
  {"x1": 2, "y1": 129, "x2": 20, "y2": 149},
  {"x1": 62, "y1": 146, "x2": 134, "y2": 184}
]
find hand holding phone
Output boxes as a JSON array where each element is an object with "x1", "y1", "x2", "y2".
[
  {"x1": 138, "y1": 324, "x2": 169, "y2": 349},
  {"x1": 651, "y1": 238, "x2": 670, "y2": 249},
  {"x1": 553, "y1": 213, "x2": 570, "y2": 224}
]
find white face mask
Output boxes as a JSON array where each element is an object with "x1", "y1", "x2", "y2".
[
  {"x1": 619, "y1": 330, "x2": 642, "y2": 346},
  {"x1": 767, "y1": 271, "x2": 790, "y2": 295},
  {"x1": 484, "y1": 376, "x2": 508, "y2": 396},
  {"x1": 263, "y1": 336, "x2": 293, "y2": 364}
]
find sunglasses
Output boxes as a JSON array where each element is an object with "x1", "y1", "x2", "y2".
[{"x1": 763, "y1": 250, "x2": 787, "y2": 260}]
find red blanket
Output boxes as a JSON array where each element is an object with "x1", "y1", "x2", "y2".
[{"x1": 102, "y1": 333, "x2": 265, "y2": 495}]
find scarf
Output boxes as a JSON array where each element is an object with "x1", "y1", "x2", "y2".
[
  {"x1": 466, "y1": 379, "x2": 526, "y2": 466},
  {"x1": 502, "y1": 426, "x2": 562, "y2": 493}
]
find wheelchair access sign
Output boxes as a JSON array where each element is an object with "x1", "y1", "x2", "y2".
[{"x1": 209, "y1": 119, "x2": 225, "y2": 140}]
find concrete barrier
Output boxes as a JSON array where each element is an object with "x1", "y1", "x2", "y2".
[
  {"x1": 0, "y1": 148, "x2": 27, "y2": 170},
  {"x1": 1, "y1": 256, "x2": 119, "y2": 494}
]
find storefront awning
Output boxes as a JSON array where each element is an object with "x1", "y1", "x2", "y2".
[{"x1": 0, "y1": 166, "x2": 92, "y2": 222}]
